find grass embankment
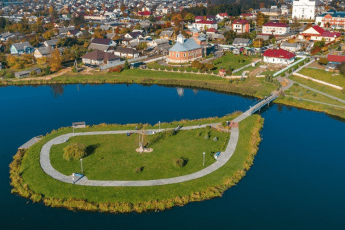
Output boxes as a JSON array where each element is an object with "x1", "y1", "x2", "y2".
[
  {"x1": 298, "y1": 68, "x2": 345, "y2": 88},
  {"x1": 51, "y1": 128, "x2": 229, "y2": 180},
  {"x1": 285, "y1": 84, "x2": 345, "y2": 107},
  {"x1": 10, "y1": 114, "x2": 264, "y2": 213},
  {"x1": 289, "y1": 75, "x2": 345, "y2": 101},
  {"x1": 213, "y1": 53, "x2": 253, "y2": 72},
  {"x1": 0, "y1": 69, "x2": 277, "y2": 99}
]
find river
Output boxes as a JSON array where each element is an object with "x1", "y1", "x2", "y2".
[{"x1": 1, "y1": 84, "x2": 344, "y2": 229}]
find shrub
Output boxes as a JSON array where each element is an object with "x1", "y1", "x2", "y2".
[
  {"x1": 4, "y1": 72, "x2": 14, "y2": 78},
  {"x1": 312, "y1": 93, "x2": 317, "y2": 97},
  {"x1": 174, "y1": 157, "x2": 188, "y2": 168},
  {"x1": 213, "y1": 137, "x2": 218, "y2": 142},
  {"x1": 318, "y1": 57, "x2": 329, "y2": 65},
  {"x1": 204, "y1": 134, "x2": 210, "y2": 140},
  {"x1": 63, "y1": 143, "x2": 86, "y2": 161},
  {"x1": 29, "y1": 70, "x2": 37, "y2": 76},
  {"x1": 135, "y1": 167, "x2": 144, "y2": 173},
  {"x1": 0, "y1": 70, "x2": 5, "y2": 76},
  {"x1": 108, "y1": 66, "x2": 123, "y2": 73},
  {"x1": 71, "y1": 66, "x2": 78, "y2": 73},
  {"x1": 44, "y1": 66, "x2": 52, "y2": 75}
]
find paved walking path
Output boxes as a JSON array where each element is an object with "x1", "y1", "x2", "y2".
[
  {"x1": 233, "y1": 60, "x2": 260, "y2": 74},
  {"x1": 40, "y1": 123, "x2": 240, "y2": 187}
]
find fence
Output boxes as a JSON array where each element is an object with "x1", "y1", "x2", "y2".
[
  {"x1": 292, "y1": 72, "x2": 343, "y2": 90},
  {"x1": 273, "y1": 57, "x2": 306, "y2": 77},
  {"x1": 99, "y1": 56, "x2": 148, "y2": 70}
]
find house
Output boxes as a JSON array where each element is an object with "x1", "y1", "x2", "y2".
[
  {"x1": 15, "y1": 68, "x2": 41, "y2": 78},
  {"x1": 160, "y1": 30, "x2": 174, "y2": 40},
  {"x1": 137, "y1": 11, "x2": 151, "y2": 18},
  {"x1": 327, "y1": 55, "x2": 345, "y2": 64},
  {"x1": 316, "y1": 10, "x2": 345, "y2": 29},
  {"x1": 240, "y1": 13, "x2": 256, "y2": 20},
  {"x1": 232, "y1": 38, "x2": 251, "y2": 47},
  {"x1": 114, "y1": 47, "x2": 140, "y2": 58},
  {"x1": 122, "y1": 32, "x2": 144, "y2": 45},
  {"x1": 192, "y1": 20, "x2": 218, "y2": 31},
  {"x1": 263, "y1": 48, "x2": 296, "y2": 65},
  {"x1": 81, "y1": 50, "x2": 120, "y2": 66},
  {"x1": 44, "y1": 39, "x2": 59, "y2": 48},
  {"x1": 216, "y1": 13, "x2": 229, "y2": 21},
  {"x1": 66, "y1": 30, "x2": 83, "y2": 37},
  {"x1": 262, "y1": 22, "x2": 290, "y2": 35},
  {"x1": 292, "y1": 0, "x2": 323, "y2": 20},
  {"x1": 88, "y1": 38, "x2": 116, "y2": 52},
  {"x1": 10, "y1": 42, "x2": 34, "y2": 55},
  {"x1": 232, "y1": 19, "x2": 250, "y2": 34},
  {"x1": 280, "y1": 42, "x2": 303, "y2": 52},
  {"x1": 298, "y1": 25, "x2": 341, "y2": 42},
  {"x1": 260, "y1": 7, "x2": 281, "y2": 18},
  {"x1": 59, "y1": 26, "x2": 75, "y2": 35},
  {"x1": 148, "y1": 38, "x2": 169, "y2": 48},
  {"x1": 34, "y1": 47, "x2": 54, "y2": 59},
  {"x1": 168, "y1": 33, "x2": 203, "y2": 64},
  {"x1": 0, "y1": 32, "x2": 15, "y2": 41}
]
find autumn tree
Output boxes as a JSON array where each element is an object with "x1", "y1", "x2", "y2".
[
  {"x1": 256, "y1": 11, "x2": 269, "y2": 27},
  {"x1": 184, "y1": 13, "x2": 195, "y2": 23},
  {"x1": 49, "y1": 48, "x2": 62, "y2": 72}
]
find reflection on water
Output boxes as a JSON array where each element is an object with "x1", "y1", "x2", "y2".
[
  {"x1": 49, "y1": 84, "x2": 64, "y2": 98},
  {"x1": 176, "y1": 87, "x2": 184, "y2": 98}
]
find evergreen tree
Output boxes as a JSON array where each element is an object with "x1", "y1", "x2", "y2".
[{"x1": 124, "y1": 59, "x2": 130, "y2": 70}]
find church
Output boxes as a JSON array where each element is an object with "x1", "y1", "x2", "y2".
[
  {"x1": 168, "y1": 29, "x2": 207, "y2": 64},
  {"x1": 292, "y1": 0, "x2": 323, "y2": 20}
]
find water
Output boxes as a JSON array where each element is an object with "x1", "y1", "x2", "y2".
[{"x1": 1, "y1": 84, "x2": 345, "y2": 229}]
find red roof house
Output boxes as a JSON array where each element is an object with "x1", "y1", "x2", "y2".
[
  {"x1": 299, "y1": 25, "x2": 341, "y2": 42},
  {"x1": 263, "y1": 48, "x2": 296, "y2": 64},
  {"x1": 328, "y1": 55, "x2": 345, "y2": 63}
]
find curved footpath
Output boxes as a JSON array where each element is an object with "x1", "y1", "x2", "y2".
[{"x1": 40, "y1": 120, "x2": 247, "y2": 187}]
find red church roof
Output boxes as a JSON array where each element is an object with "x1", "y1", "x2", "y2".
[{"x1": 263, "y1": 49, "x2": 295, "y2": 59}]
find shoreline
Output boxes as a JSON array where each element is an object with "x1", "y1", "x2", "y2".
[
  {"x1": 9, "y1": 115, "x2": 264, "y2": 213},
  {"x1": 1, "y1": 75, "x2": 344, "y2": 120}
]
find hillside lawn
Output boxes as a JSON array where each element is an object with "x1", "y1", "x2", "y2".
[{"x1": 299, "y1": 68, "x2": 345, "y2": 88}]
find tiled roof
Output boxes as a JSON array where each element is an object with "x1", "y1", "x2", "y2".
[
  {"x1": 263, "y1": 22, "x2": 289, "y2": 28},
  {"x1": 169, "y1": 37, "x2": 201, "y2": 52},
  {"x1": 233, "y1": 19, "x2": 249, "y2": 25},
  {"x1": 91, "y1": 38, "x2": 112, "y2": 45},
  {"x1": 263, "y1": 48, "x2": 295, "y2": 59},
  {"x1": 328, "y1": 55, "x2": 345, "y2": 63},
  {"x1": 81, "y1": 49, "x2": 120, "y2": 61},
  {"x1": 194, "y1": 20, "x2": 216, "y2": 25}
]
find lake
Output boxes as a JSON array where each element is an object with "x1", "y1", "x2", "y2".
[{"x1": 1, "y1": 84, "x2": 344, "y2": 229}]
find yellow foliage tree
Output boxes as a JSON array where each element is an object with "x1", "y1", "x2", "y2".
[
  {"x1": 37, "y1": 57, "x2": 47, "y2": 65},
  {"x1": 49, "y1": 48, "x2": 62, "y2": 72}
]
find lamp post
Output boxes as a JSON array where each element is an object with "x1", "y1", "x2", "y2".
[
  {"x1": 159, "y1": 121, "x2": 161, "y2": 131},
  {"x1": 80, "y1": 158, "x2": 83, "y2": 173},
  {"x1": 73, "y1": 125, "x2": 75, "y2": 137},
  {"x1": 203, "y1": 152, "x2": 205, "y2": 166}
]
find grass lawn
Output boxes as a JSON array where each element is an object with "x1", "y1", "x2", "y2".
[
  {"x1": 213, "y1": 53, "x2": 253, "y2": 72},
  {"x1": 50, "y1": 128, "x2": 228, "y2": 180},
  {"x1": 284, "y1": 84, "x2": 345, "y2": 107},
  {"x1": 234, "y1": 65, "x2": 258, "y2": 76},
  {"x1": 18, "y1": 115, "x2": 262, "y2": 204},
  {"x1": 299, "y1": 68, "x2": 345, "y2": 88},
  {"x1": 289, "y1": 75, "x2": 345, "y2": 101}
]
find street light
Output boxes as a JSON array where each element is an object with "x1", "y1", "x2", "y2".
[
  {"x1": 159, "y1": 121, "x2": 161, "y2": 131},
  {"x1": 203, "y1": 152, "x2": 205, "y2": 166},
  {"x1": 80, "y1": 158, "x2": 83, "y2": 173}
]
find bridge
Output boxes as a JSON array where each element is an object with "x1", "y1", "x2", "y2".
[{"x1": 233, "y1": 92, "x2": 279, "y2": 123}]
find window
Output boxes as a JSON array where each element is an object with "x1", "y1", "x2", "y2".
[
  {"x1": 176, "y1": 54, "x2": 179, "y2": 58},
  {"x1": 184, "y1": 53, "x2": 186, "y2": 57}
]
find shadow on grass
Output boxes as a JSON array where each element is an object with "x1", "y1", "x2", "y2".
[{"x1": 85, "y1": 144, "x2": 100, "y2": 157}]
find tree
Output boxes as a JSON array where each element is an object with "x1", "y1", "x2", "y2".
[
  {"x1": 256, "y1": 11, "x2": 269, "y2": 27},
  {"x1": 124, "y1": 59, "x2": 130, "y2": 70},
  {"x1": 172, "y1": 14, "x2": 183, "y2": 27},
  {"x1": 137, "y1": 42, "x2": 147, "y2": 50},
  {"x1": 49, "y1": 48, "x2": 62, "y2": 72},
  {"x1": 184, "y1": 13, "x2": 195, "y2": 22},
  {"x1": 63, "y1": 143, "x2": 86, "y2": 161},
  {"x1": 338, "y1": 62, "x2": 345, "y2": 75}
]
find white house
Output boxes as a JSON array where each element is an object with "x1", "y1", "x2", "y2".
[
  {"x1": 262, "y1": 22, "x2": 290, "y2": 35},
  {"x1": 81, "y1": 50, "x2": 120, "y2": 65},
  {"x1": 192, "y1": 20, "x2": 218, "y2": 31},
  {"x1": 263, "y1": 48, "x2": 296, "y2": 65},
  {"x1": 298, "y1": 25, "x2": 341, "y2": 42},
  {"x1": 292, "y1": 0, "x2": 323, "y2": 20},
  {"x1": 280, "y1": 42, "x2": 303, "y2": 52}
]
